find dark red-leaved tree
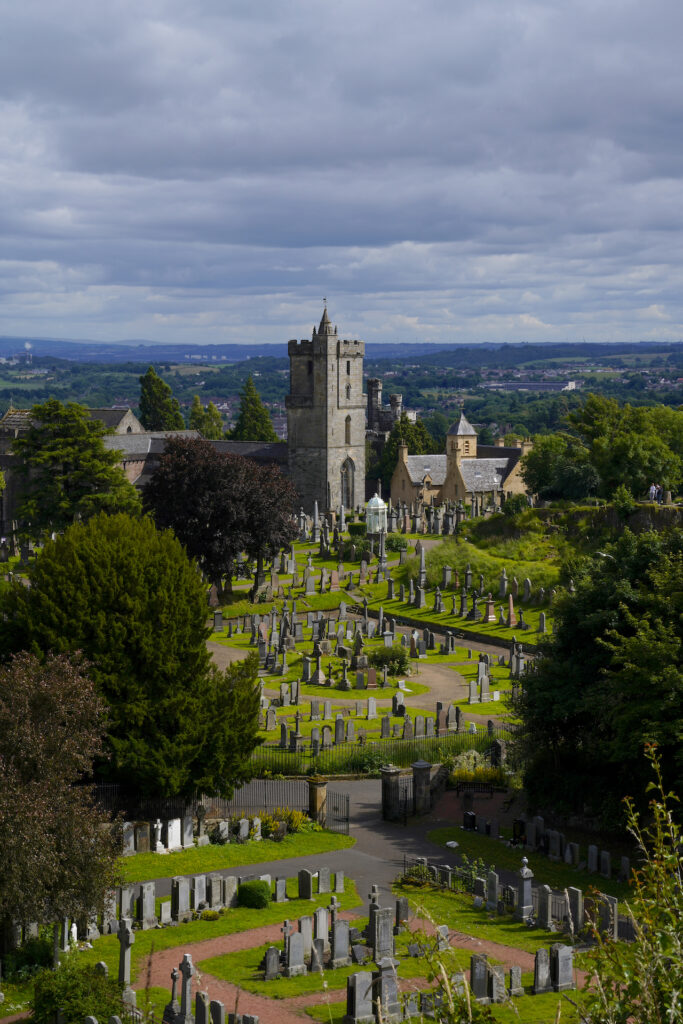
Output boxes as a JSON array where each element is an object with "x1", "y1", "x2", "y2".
[
  {"x1": 0, "y1": 653, "x2": 121, "y2": 959},
  {"x1": 143, "y1": 437, "x2": 298, "y2": 595}
]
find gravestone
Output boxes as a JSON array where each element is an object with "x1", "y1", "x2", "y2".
[
  {"x1": 223, "y1": 876, "x2": 237, "y2": 907},
  {"x1": 567, "y1": 887, "x2": 584, "y2": 933},
  {"x1": 550, "y1": 943, "x2": 574, "y2": 992},
  {"x1": 172, "y1": 876, "x2": 192, "y2": 923},
  {"x1": 310, "y1": 937, "x2": 325, "y2": 973},
  {"x1": 345, "y1": 972, "x2": 374, "y2": 1024},
  {"x1": 533, "y1": 948, "x2": 552, "y2": 994},
  {"x1": 298, "y1": 869, "x2": 313, "y2": 900},
  {"x1": 118, "y1": 917, "x2": 135, "y2": 996},
  {"x1": 297, "y1": 914, "x2": 313, "y2": 960},
  {"x1": 331, "y1": 919, "x2": 351, "y2": 968},
  {"x1": 470, "y1": 954, "x2": 489, "y2": 1003},
  {"x1": 314, "y1": 906, "x2": 330, "y2": 954},
  {"x1": 275, "y1": 877, "x2": 287, "y2": 903},
  {"x1": 264, "y1": 946, "x2": 281, "y2": 981},
  {"x1": 371, "y1": 906, "x2": 394, "y2": 960},
  {"x1": 372, "y1": 957, "x2": 401, "y2": 1021},
  {"x1": 318, "y1": 866, "x2": 331, "y2": 894},
  {"x1": 207, "y1": 874, "x2": 223, "y2": 910},
  {"x1": 137, "y1": 881, "x2": 157, "y2": 930},
  {"x1": 509, "y1": 964, "x2": 524, "y2": 997},
  {"x1": 284, "y1": 932, "x2": 306, "y2": 978}
]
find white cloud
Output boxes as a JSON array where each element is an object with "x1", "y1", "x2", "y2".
[{"x1": 0, "y1": 0, "x2": 682, "y2": 342}]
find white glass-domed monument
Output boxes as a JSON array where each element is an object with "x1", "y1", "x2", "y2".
[{"x1": 365, "y1": 493, "x2": 387, "y2": 536}]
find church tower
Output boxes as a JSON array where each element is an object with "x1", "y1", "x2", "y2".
[{"x1": 286, "y1": 306, "x2": 366, "y2": 512}]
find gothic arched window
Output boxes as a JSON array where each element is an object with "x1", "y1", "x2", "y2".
[
  {"x1": 346, "y1": 384, "x2": 351, "y2": 400},
  {"x1": 341, "y1": 457, "x2": 355, "y2": 509},
  {"x1": 345, "y1": 415, "x2": 351, "y2": 445}
]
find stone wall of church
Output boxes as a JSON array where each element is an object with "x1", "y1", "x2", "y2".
[{"x1": 286, "y1": 322, "x2": 366, "y2": 513}]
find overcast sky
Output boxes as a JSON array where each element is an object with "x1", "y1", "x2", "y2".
[{"x1": 2, "y1": 0, "x2": 683, "y2": 346}]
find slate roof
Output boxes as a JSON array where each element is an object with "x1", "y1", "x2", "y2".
[
  {"x1": 460, "y1": 457, "x2": 512, "y2": 492},
  {"x1": 447, "y1": 412, "x2": 477, "y2": 436},
  {"x1": 0, "y1": 408, "x2": 33, "y2": 433},
  {"x1": 87, "y1": 407, "x2": 138, "y2": 430},
  {"x1": 102, "y1": 431, "x2": 200, "y2": 456},
  {"x1": 102, "y1": 433, "x2": 288, "y2": 466},
  {"x1": 404, "y1": 454, "x2": 448, "y2": 485}
]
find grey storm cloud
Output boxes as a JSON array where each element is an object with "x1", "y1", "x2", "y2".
[{"x1": 1, "y1": 0, "x2": 683, "y2": 343}]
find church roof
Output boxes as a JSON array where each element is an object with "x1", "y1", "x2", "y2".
[
  {"x1": 0, "y1": 407, "x2": 33, "y2": 433},
  {"x1": 460, "y1": 457, "x2": 512, "y2": 492},
  {"x1": 314, "y1": 305, "x2": 336, "y2": 337},
  {"x1": 447, "y1": 412, "x2": 477, "y2": 436},
  {"x1": 404, "y1": 454, "x2": 448, "y2": 486}
]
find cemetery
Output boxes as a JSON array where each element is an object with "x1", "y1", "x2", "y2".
[{"x1": 1, "y1": 495, "x2": 678, "y2": 1024}]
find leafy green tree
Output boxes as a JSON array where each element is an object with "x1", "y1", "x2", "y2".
[
  {"x1": 581, "y1": 747, "x2": 682, "y2": 1024},
  {"x1": 0, "y1": 514, "x2": 261, "y2": 798},
  {"x1": 138, "y1": 365, "x2": 184, "y2": 430},
  {"x1": 229, "y1": 375, "x2": 278, "y2": 441},
  {"x1": 11, "y1": 399, "x2": 141, "y2": 540},
  {"x1": 511, "y1": 530, "x2": 683, "y2": 825},
  {"x1": 380, "y1": 412, "x2": 439, "y2": 490},
  {"x1": 0, "y1": 652, "x2": 121, "y2": 957},
  {"x1": 568, "y1": 394, "x2": 683, "y2": 497},
  {"x1": 521, "y1": 431, "x2": 599, "y2": 500},
  {"x1": 189, "y1": 394, "x2": 224, "y2": 439}
]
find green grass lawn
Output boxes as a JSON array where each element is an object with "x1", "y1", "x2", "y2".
[
  {"x1": 120, "y1": 830, "x2": 355, "y2": 883},
  {"x1": 77, "y1": 877, "x2": 361, "y2": 984},
  {"x1": 365, "y1": 590, "x2": 551, "y2": 644},
  {"x1": 198, "y1": 925, "x2": 473, "y2": 999},
  {"x1": 427, "y1": 827, "x2": 630, "y2": 903},
  {"x1": 394, "y1": 884, "x2": 566, "y2": 955},
  {"x1": 0, "y1": 977, "x2": 34, "y2": 1019}
]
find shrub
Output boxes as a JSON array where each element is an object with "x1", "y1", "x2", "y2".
[
  {"x1": 612, "y1": 483, "x2": 637, "y2": 520},
  {"x1": 237, "y1": 880, "x2": 271, "y2": 908},
  {"x1": 200, "y1": 909, "x2": 220, "y2": 921},
  {"x1": 32, "y1": 958, "x2": 124, "y2": 1024},
  {"x1": 386, "y1": 534, "x2": 408, "y2": 552},
  {"x1": 348, "y1": 522, "x2": 367, "y2": 539},
  {"x1": 3, "y1": 933, "x2": 52, "y2": 980},
  {"x1": 368, "y1": 645, "x2": 410, "y2": 675},
  {"x1": 273, "y1": 806, "x2": 307, "y2": 833},
  {"x1": 502, "y1": 493, "x2": 529, "y2": 517},
  {"x1": 209, "y1": 822, "x2": 229, "y2": 845}
]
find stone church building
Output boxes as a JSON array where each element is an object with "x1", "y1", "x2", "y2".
[
  {"x1": 390, "y1": 411, "x2": 530, "y2": 507},
  {"x1": 285, "y1": 307, "x2": 366, "y2": 512},
  {"x1": 0, "y1": 306, "x2": 530, "y2": 535}
]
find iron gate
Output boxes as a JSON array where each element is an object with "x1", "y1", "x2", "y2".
[{"x1": 325, "y1": 789, "x2": 350, "y2": 834}]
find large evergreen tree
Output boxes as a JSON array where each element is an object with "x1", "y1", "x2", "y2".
[
  {"x1": 0, "y1": 513, "x2": 261, "y2": 798},
  {"x1": 512, "y1": 529, "x2": 683, "y2": 825},
  {"x1": 12, "y1": 399, "x2": 141, "y2": 540},
  {"x1": 229, "y1": 375, "x2": 278, "y2": 441},
  {"x1": 138, "y1": 366, "x2": 184, "y2": 430},
  {"x1": 188, "y1": 394, "x2": 224, "y2": 439},
  {"x1": 0, "y1": 652, "x2": 121, "y2": 956}
]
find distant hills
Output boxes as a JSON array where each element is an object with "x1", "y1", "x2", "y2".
[
  {"x1": 0, "y1": 334, "x2": 679, "y2": 365},
  {"x1": 0, "y1": 335, "x2": 471, "y2": 364}
]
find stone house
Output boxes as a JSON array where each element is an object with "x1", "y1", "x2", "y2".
[{"x1": 390, "y1": 412, "x2": 531, "y2": 506}]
